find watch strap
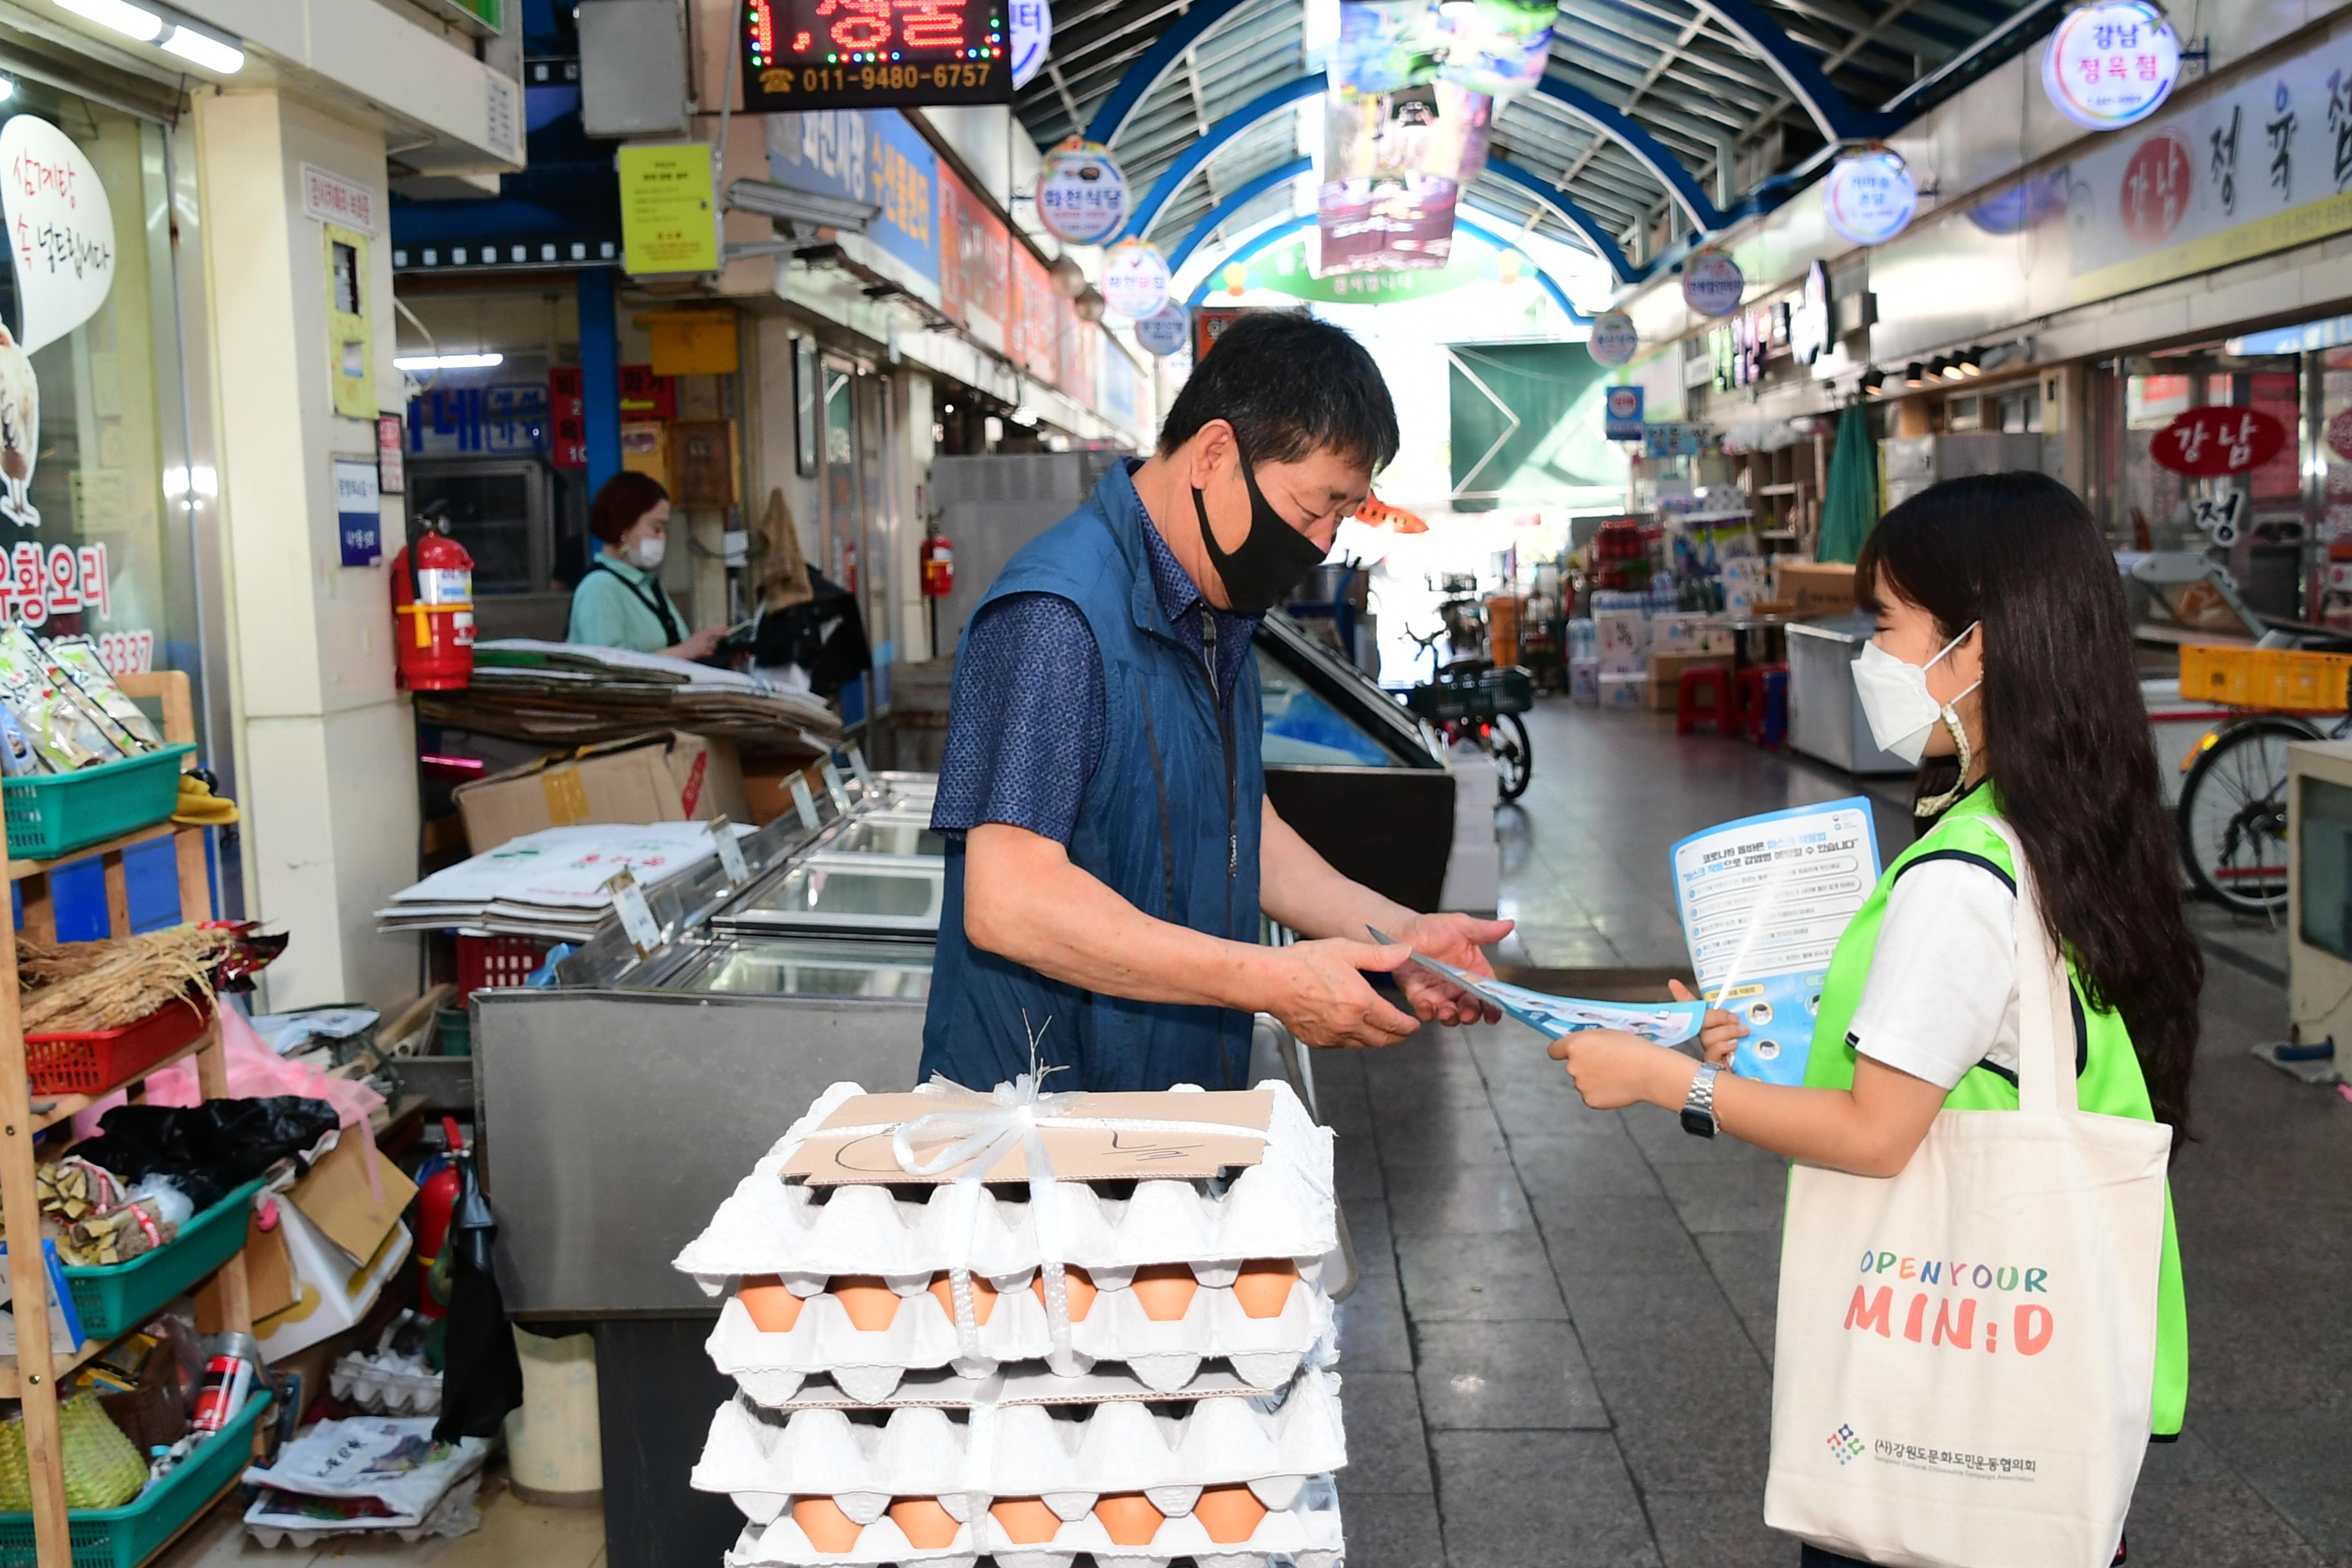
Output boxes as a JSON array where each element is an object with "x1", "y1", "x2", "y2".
[{"x1": 1680, "y1": 1061, "x2": 1721, "y2": 1138}]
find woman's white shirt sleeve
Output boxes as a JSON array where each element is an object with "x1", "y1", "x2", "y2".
[{"x1": 1846, "y1": 859, "x2": 2020, "y2": 1089}]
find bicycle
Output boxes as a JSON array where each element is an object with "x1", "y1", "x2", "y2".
[
  {"x1": 2176, "y1": 701, "x2": 2344, "y2": 916},
  {"x1": 1402, "y1": 622, "x2": 1534, "y2": 803}
]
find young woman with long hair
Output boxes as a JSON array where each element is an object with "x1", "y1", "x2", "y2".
[{"x1": 1554, "y1": 471, "x2": 2199, "y2": 1566}]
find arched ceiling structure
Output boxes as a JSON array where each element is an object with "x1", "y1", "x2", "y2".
[{"x1": 1017, "y1": 0, "x2": 2063, "y2": 289}]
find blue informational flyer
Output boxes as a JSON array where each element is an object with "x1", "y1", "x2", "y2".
[
  {"x1": 1670, "y1": 798, "x2": 1881, "y2": 1085},
  {"x1": 1368, "y1": 928, "x2": 1705, "y2": 1046}
]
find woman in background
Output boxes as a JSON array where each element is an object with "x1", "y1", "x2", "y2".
[{"x1": 565, "y1": 471, "x2": 721, "y2": 660}]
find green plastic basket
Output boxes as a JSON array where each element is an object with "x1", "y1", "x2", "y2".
[
  {"x1": 3, "y1": 745, "x2": 195, "y2": 862},
  {"x1": 0, "y1": 1391, "x2": 271, "y2": 1568},
  {"x1": 61, "y1": 1179, "x2": 262, "y2": 1342}
]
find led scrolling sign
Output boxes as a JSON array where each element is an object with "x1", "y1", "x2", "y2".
[{"x1": 741, "y1": 0, "x2": 1012, "y2": 112}]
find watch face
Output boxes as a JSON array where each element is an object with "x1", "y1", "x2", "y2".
[{"x1": 1680, "y1": 1107, "x2": 1717, "y2": 1138}]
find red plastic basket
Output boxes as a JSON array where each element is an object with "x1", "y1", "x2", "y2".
[
  {"x1": 455, "y1": 934, "x2": 551, "y2": 1004},
  {"x1": 24, "y1": 994, "x2": 213, "y2": 1097}
]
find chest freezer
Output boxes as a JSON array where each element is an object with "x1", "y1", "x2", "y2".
[{"x1": 657, "y1": 935, "x2": 935, "y2": 998}]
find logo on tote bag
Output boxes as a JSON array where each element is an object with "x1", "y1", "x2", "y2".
[
  {"x1": 1826, "y1": 1425, "x2": 1866, "y2": 1465},
  {"x1": 1846, "y1": 1247, "x2": 2055, "y2": 1357}
]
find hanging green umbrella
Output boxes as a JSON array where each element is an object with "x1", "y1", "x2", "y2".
[{"x1": 1816, "y1": 405, "x2": 1879, "y2": 565}]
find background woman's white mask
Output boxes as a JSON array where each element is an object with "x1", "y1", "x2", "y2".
[
  {"x1": 631, "y1": 535, "x2": 667, "y2": 571},
  {"x1": 1852, "y1": 623, "x2": 1979, "y2": 765}
]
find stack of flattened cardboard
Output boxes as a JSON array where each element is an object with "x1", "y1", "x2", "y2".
[
  {"x1": 419, "y1": 641, "x2": 839, "y2": 753},
  {"x1": 195, "y1": 1133, "x2": 418, "y2": 1362},
  {"x1": 375, "y1": 820, "x2": 750, "y2": 941},
  {"x1": 675, "y1": 1083, "x2": 1348, "y2": 1568}
]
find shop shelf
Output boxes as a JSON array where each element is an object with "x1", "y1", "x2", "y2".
[
  {"x1": 3, "y1": 746, "x2": 195, "y2": 863},
  {"x1": 24, "y1": 997, "x2": 211, "y2": 1097},
  {"x1": 0, "y1": 1388, "x2": 270, "y2": 1568},
  {"x1": 60, "y1": 1179, "x2": 263, "y2": 1342}
]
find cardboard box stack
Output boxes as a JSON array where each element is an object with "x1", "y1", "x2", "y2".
[{"x1": 675, "y1": 1083, "x2": 1347, "y2": 1567}]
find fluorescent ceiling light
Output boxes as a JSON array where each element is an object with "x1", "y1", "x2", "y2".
[
  {"x1": 0, "y1": 81, "x2": 15, "y2": 103},
  {"x1": 395, "y1": 352, "x2": 503, "y2": 371},
  {"x1": 52, "y1": 0, "x2": 164, "y2": 43},
  {"x1": 160, "y1": 23, "x2": 242, "y2": 72}
]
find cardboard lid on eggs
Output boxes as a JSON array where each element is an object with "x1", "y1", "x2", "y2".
[{"x1": 785, "y1": 1088, "x2": 1277, "y2": 1186}]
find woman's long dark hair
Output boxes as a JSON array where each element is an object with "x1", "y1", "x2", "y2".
[{"x1": 1856, "y1": 471, "x2": 2199, "y2": 1135}]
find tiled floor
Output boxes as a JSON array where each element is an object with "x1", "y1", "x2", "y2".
[
  {"x1": 161, "y1": 696, "x2": 2347, "y2": 1568},
  {"x1": 1331, "y1": 698, "x2": 2352, "y2": 1568},
  {"x1": 166, "y1": 1471, "x2": 603, "y2": 1568}
]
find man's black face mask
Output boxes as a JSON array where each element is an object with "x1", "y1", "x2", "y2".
[{"x1": 1193, "y1": 454, "x2": 1327, "y2": 614}]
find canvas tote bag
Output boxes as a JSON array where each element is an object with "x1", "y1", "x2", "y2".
[{"x1": 1763, "y1": 822, "x2": 2172, "y2": 1568}]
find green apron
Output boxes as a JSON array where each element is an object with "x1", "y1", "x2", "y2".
[{"x1": 1803, "y1": 785, "x2": 2188, "y2": 1436}]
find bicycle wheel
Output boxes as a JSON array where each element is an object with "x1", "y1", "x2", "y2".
[
  {"x1": 2177, "y1": 714, "x2": 2317, "y2": 914},
  {"x1": 1490, "y1": 712, "x2": 1532, "y2": 803}
]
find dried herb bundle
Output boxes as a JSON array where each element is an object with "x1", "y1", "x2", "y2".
[{"x1": 16, "y1": 926, "x2": 234, "y2": 1034}]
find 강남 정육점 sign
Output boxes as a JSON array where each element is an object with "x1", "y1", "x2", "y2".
[
  {"x1": 2042, "y1": 1, "x2": 2180, "y2": 132},
  {"x1": 2150, "y1": 406, "x2": 2285, "y2": 477}
]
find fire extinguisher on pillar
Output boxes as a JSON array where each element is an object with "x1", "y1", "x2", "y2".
[
  {"x1": 920, "y1": 528, "x2": 953, "y2": 653},
  {"x1": 390, "y1": 516, "x2": 475, "y2": 690},
  {"x1": 413, "y1": 1118, "x2": 466, "y2": 1320}
]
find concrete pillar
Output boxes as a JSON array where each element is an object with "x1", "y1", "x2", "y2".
[{"x1": 194, "y1": 88, "x2": 420, "y2": 1012}]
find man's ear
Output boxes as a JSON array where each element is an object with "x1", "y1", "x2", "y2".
[{"x1": 1185, "y1": 420, "x2": 1237, "y2": 489}]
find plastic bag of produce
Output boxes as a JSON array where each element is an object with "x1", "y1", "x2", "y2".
[{"x1": 42, "y1": 634, "x2": 161, "y2": 749}]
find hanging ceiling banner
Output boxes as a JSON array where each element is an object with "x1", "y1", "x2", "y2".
[
  {"x1": 1822, "y1": 149, "x2": 1918, "y2": 246},
  {"x1": 1010, "y1": 0, "x2": 1052, "y2": 89},
  {"x1": 1335, "y1": 0, "x2": 1552, "y2": 101},
  {"x1": 0, "y1": 115, "x2": 115, "y2": 356},
  {"x1": 1335, "y1": 1, "x2": 1444, "y2": 95},
  {"x1": 740, "y1": 0, "x2": 1013, "y2": 113},
  {"x1": 1437, "y1": 0, "x2": 1556, "y2": 100},
  {"x1": 1588, "y1": 310, "x2": 1639, "y2": 367},
  {"x1": 1317, "y1": 173, "x2": 1457, "y2": 275},
  {"x1": 1035, "y1": 138, "x2": 1129, "y2": 245},
  {"x1": 1099, "y1": 238, "x2": 1172, "y2": 319},
  {"x1": 2042, "y1": 1, "x2": 2180, "y2": 131},
  {"x1": 1680, "y1": 247, "x2": 1745, "y2": 318},
  {"x1": 1135, "y1": 302, "x2": 1190, "y2": 357},
  {"x1": 1325, "y1": 80, "x2": 1493, "y2": 188}
]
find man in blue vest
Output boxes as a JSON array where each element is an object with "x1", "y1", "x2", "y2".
[{"x1": 923, "y1": 313, "x2": 1511, "y2": 1093}]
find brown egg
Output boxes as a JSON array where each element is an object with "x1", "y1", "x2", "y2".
[
  {"x1": 738, "y1": 1275, "x2": 804, "y2": 1333},
  {"x1": 990, "y1": 1497, "x2": 1062, "y2": 1544},
  {"x1": 1093, "y1": 1493, "x2": 1166, "y2": 1546},
  {"x1": 1193, "y1": 1484, "x2": 1269, "y2": 1544},
  {"x1": 888, "y1": 1497, "x2": 960, "y2": 1549},
  {"x1": 1030, "y1": 1264, "x2": 1097, "y2": 1322},
  {"x1": 791, "y1": 1497, "x2": 863, "y2": 1554},
  {"x1": 926, "y1": 1271, "x2": 999, "y2": 1326},
  {"x1": 830, "y1": 1275, "x2": 901, "y2": 1332},
  {"x1": 1231, "y1": 1259, "x2": 1300, "y2": 1320},
  {"x1": 1130, "y1": 1262, "x2": 1199, "y2": 1322}
]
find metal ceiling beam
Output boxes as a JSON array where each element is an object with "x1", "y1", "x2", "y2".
[
  {"x1": 1168, "y1": 155, "x2": 1311, "y2": 270},
  {"x1": 1484, "y1": 157, "x2": 1640, "y2": 284},
  {"x1": 1083, "y1": 0, "x2": 1261, "y2": 148},
  {"x1": 1689, "y1": 0, "x2": 1896, "y2": 141},
  {"x1": 1120, "y1": 72, "x2": 1326, "y2": 240},
  {"x1": 1531, "y1": 75, "x2": 1721, "y2": 231}
]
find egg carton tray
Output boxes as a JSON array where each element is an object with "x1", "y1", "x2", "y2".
[
  {"x1": 695, "y1": 1365, "x2": 1344, "y2": 1504},
  {"x1": 675, "y1": 1083, "x2": 1336, "y2": 1289},
  {"x1": 756, "y1": 1356, "x2": 1334, "y2": 1413},
  {"x1": 709, "y1": 1271, "x2": 1335, "y2": 1406},
  {"x1": 328, "y1": 1358, "x2": 443, "y2": 1416},
  {"x1": 725, "y1": 1474, "x2": 1342, "y2": 1568}
]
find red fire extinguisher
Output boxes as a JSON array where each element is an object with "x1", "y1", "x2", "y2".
[
  {"x1": 390, "y1": 522, "x2": 475, "y2": 690},
  {"x1": 920, "y1": 531, "x2": 954, "y2": 598},
  {"x1": 413, "y1": 1118, "x2": 466, "y2": 1320}
]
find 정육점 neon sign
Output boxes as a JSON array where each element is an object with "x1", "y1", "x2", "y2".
[
  {"x1": 2041, "y1": 1, "x2": 2181, "y2": 132},
  {"x1": 741, "y1": 0, "x2": 1013, "y2": 112}
]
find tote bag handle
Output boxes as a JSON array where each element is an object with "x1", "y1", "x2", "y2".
[{"x1": 1984, "y1": 819, "x2": 2076, "y2": 1118}]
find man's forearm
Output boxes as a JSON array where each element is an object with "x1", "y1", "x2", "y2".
[
  {"x1": 1257, "y1": 801, "x2": 1414, "y2": 941},
  {"x1": 965, "y1": 827, "x2": 1282, "y2": 1009}
]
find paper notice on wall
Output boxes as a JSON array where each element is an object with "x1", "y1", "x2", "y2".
[{"x1": 1671, "y1": 798, "x2": 1881, "y2": 1086}]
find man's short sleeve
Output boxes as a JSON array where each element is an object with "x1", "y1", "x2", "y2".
[{"x1": 930, "y1": 593, "x2": 1108, "y2": 843}]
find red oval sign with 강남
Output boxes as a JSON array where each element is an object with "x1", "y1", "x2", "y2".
[{"x1": 2150, "y1": 406, "x2": 2286, "y2": 477}]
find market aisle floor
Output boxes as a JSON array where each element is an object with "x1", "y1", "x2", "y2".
[
  {"x1": 1331, "y1": 696, "x2": 2352, "y2": 1568},
  {"x1": 157, "y1": 697, "x2": 2344, "y2": 1568}
]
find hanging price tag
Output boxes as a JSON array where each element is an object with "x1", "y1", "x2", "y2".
[
  {"x1": 789, "y1": 774, "x2": 820, "y2": 831},
  {"x1": 604, "y1": 868, "x2": 663, "y2": 955},
  {"x1": 709, "y1": 818, "x2": 749, "y2": 885},
  {"x1": 821, "y1": 761, "x2": 852, "y2": 814},
  {"x1": 846, "y1": 745, "x2": 876, "y2": 794}
]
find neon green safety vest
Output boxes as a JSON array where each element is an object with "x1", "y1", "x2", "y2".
[{"x1": 1805, "y1": 785, "x2": 2188, "y2": 1437}]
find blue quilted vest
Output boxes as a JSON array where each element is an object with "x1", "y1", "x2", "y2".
[{"x1": 921, "y1": 463, "x2": 1266, "y2": 1092}]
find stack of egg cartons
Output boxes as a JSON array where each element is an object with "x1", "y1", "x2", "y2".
[{"x1": 675, "y1": 1081, "x2": 1347, "y2": 1568}]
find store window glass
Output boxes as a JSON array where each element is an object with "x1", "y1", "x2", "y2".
[{"x1": 0, "y1": 92, "x2": 193, "y2": 680}]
